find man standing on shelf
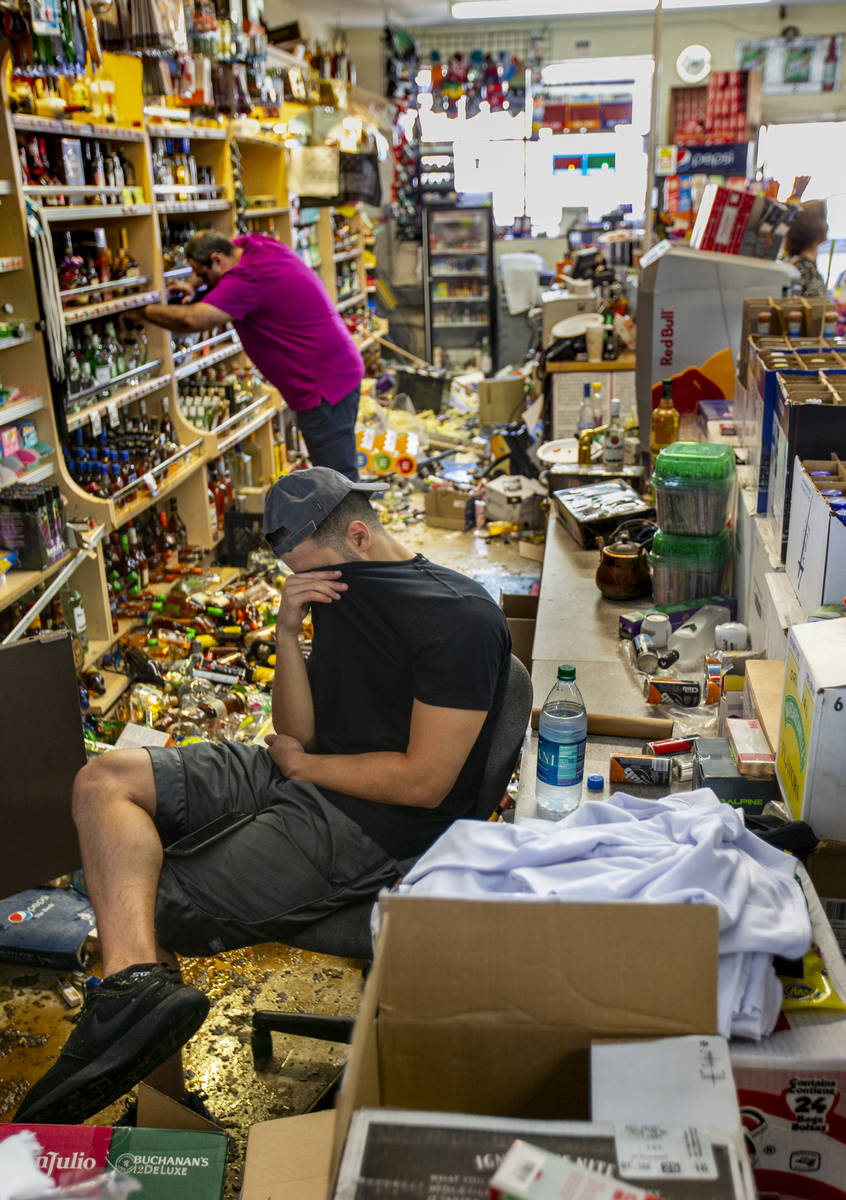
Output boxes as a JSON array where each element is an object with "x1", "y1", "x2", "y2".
[{"x1": 143, "y1": 230, "x2": 364, "y2": 480}]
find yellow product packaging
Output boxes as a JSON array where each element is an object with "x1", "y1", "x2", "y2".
[{"x1": 780, "y1": 946, "x2": 846, "y2": 1012}]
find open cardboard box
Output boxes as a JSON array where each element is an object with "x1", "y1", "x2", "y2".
[
  {"x1": 242, "y1": 895, "x2": 719, "y2": 1198},
  {"x1": 500, "y1": 592, "x2": 538, "y2": 671}
]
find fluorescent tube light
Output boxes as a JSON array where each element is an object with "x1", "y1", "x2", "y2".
[{"x1": 452, "y1": 0, "x2": 771, "y2": 18}]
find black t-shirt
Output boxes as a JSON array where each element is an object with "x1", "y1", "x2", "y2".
[{"x1": 306, "y1": 554, "x2": 512, "y2": 859}]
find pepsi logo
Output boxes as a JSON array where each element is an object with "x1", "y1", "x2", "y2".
[{"x1": 8, "y1": 910, "x2": 33, "y2": 923}]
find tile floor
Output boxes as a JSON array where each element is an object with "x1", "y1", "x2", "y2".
[{"x1": 0, "y1": 515, "x2": 540, "y2": 1197}]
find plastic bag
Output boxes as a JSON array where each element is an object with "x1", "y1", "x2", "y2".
[{"x1": 780, "y1": 946, "x2": 846, "y2": 1012}]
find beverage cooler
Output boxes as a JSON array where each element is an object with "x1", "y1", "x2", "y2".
[{"x1": 423, "y1": 205, "x2": 496, "y2": 372}]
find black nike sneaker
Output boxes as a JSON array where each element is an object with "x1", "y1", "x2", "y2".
[{"x1": 14, "y1": 963, "x2": 209, "y2": 1125}]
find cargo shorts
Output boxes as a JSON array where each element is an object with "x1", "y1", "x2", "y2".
[{"x1": 147, "y1": 740, "x2": 401, "y2": 957}]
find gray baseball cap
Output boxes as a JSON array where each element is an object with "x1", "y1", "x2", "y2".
[{"x1": 262, "y1": 467, "x2": 384, "y2": 556}]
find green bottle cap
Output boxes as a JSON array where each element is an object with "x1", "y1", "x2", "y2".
[{"x1": 557, "y1": 664, "x2": 576, "y2": 681}]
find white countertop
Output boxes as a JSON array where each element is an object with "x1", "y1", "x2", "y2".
[{"x1": 516, "y1": 515, "x2": 687, "y2": 821}]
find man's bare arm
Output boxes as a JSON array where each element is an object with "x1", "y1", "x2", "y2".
[
  {"x1": 143, "y1": 301, "x2": 232, "y2": 334},
  {"x1": 266, "y1": 699, "x2": 488, "y2": 809}
]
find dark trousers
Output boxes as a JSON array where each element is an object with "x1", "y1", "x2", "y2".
[{"x1": 296, "y1": 385, "x2": 360, "y2": 481}]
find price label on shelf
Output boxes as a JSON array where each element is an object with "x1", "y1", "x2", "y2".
[
  {"x1": 107, "y1": 401, "x2": 120, "y2": 428},
  {"x1": 90, "y1": 408, "x2": 103, "y2": 436},
  {"x1": 142, "y1": 471, "x2": 159, "y2": 497}
]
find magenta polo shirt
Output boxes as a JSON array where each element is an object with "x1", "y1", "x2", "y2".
[{"x1": 205, "y1": 233, "x2": 364, "y2": 413}]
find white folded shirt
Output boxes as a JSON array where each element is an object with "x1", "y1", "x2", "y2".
[{"x1": 396, "y1": 788, "x2": 811, "y2": 1039}]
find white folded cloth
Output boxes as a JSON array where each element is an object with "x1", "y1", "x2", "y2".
[{"x1": 397, "y1": 788, "x2": 811, "y2": 1039}]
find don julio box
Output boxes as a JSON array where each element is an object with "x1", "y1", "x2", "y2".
[{"x1": 0, "y1": 1124, "x2": 227, "y2": 1199}]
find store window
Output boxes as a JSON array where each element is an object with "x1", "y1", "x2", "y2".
[
  {"x1": 409, "y1": 55, "x2": 652, "y2": 233},
  {"x1": 757, "y1": 121, "x2": 846, "y2": 286}
]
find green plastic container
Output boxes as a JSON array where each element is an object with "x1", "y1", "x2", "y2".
[
  {"x1": 652, "y1": 441, "x2": 737, "y2": 535},
  {"x1": 649, "y1": 528, "x2": 732, "y2": 605}
]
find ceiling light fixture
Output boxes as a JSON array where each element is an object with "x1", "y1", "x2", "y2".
[{"x1": 452, "y1": 0, "x2": 771, "y2": 19}]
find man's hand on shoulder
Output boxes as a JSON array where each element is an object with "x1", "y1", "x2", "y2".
[{"x1": 265, "y1": 732, "x2": 307, "y2": 778}]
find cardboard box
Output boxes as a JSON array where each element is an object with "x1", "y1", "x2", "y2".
[
  {"x1": 731, "y1": 865, "x2": 846, "y2": 1200},
  {"x1": 786, "y1": 457, "x2": 846, "y2": 612},
  {"x1": 0, "y1": 1118, "x2": 227, "y2": 1198},
  {"x1": 763, "y1": 571, "x2": 806, "y2": 661},
  {"x1": 769, "y1": 374, "x2": 846, "y2": 559},
  {"x1": 501, "y1": 592, "x2": 538, "y2": 671},
  {"x1": 326, "y1": 896, "x2": 718, "y2": 1188},
  {"x1": 743, "y1": 658, "x2": 785, "y2": 754},
  {"x1": 745, "y1": 531, "x2": 784, "y2": 652},
  {"x1": 424, "y1": 487, "x2": 474, "y2": 530},
  {"x1": 776, "y1": 619, "x2": 846, "y2": 838},
  {"x1": 241, "y1": 1110, "x2": 335, "y2": 1200},
  {"x1": 478, "y1": 378, "x2": 526, "y2": 425},
  {"x1": 805, "y1": 842, "x2": 846, "y2": 957},
  {"x1": 0, "y1": 632, "x2": 86, "y2": 894},
  {"x1": 486, "y1": 475, "x2": 546, "y2": 528},
  {"x1": 335, "y1": 1112, "x2": 753, "y2": 1200}
]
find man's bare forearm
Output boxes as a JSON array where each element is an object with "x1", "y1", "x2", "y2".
[
  {"x1": 271, "y1": 632, "x2": 317, "y2": 749},
  {"x1": 143, "y1": 303, "x2": 199, "y2": 333},
  {"x1": 286, "y1": 748, "x2": 440, "y2": 809}
]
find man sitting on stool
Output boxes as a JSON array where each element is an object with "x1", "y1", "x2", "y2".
[{"x1": 15, "y1": 467, "x2": 511, "y2": 1123}]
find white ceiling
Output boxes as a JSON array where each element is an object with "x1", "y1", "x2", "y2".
[{"x1": 296, "y1": 0, "x2": 843, "y2": 30}]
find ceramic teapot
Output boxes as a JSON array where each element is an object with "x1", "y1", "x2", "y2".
[{"x1": 595, "y1": 531, "x2": 652, "y2": 600}]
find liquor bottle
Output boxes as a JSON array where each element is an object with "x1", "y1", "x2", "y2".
[
  {"x1": 86, "y1": 332, "x2": 112, "y2": 393},
  {"x1": 111, "y1": 227, "x2": 139, "y2": 278},
  {"x1": 90, "y1": 142, "x2": 107, "y2": 205},
  {"x1": 823, "y1": 37, "x2": 837, "y2": 92},
  {"x1": 58, "y1": 233, "x2": 87, "y2": 292},
  {"x1": 651, "y1": 378, "x2": 680, "y2": 455},
  {"x1": 103, "y1": 322, "x2": 125, "y2": 375},
  {"x1": 64, "y1": 331, "x2": 82, "y2": 394},
  {"x1": 602, "y1": 397, "x2": 624, "y2": 467},
  {"x1": 127, "y1": 522, "x2": 149, "y2": 588},
  {"x1": 159, "y1": 395, "x2": 177, "y2": 451},
  {"x1": 591, "y1": 379, "x2": 604, "y2": 428},
  {"x1": 60, "y1": 581, "x2": 88, "y2": 653},
  {"x1": 174, "y1": 141, "x2": 190, "y2": 202},
  {"x1": 167, "y1": 497, "x2": 188, "y2": 555},
  {"x1": 576, "y1": 381, "x2": 594, "y2": 433},
  {"x1": 157, "y1": 510, "x2": 180, "y2": 570},
  {"x1": 208, "y1": 465, "x2": 221, "y2": 540}
]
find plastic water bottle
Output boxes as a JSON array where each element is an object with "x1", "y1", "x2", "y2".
[{"x1": 535, "y1": 664, "x2": 587, "y2": 816}]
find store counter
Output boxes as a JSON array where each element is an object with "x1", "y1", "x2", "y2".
[
  {"x1": 515, "y1": 513, "x2": 679, "y2": 820},
  {"x1": 545, "y1": 352, "x2": 636, "y2": 373}
]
